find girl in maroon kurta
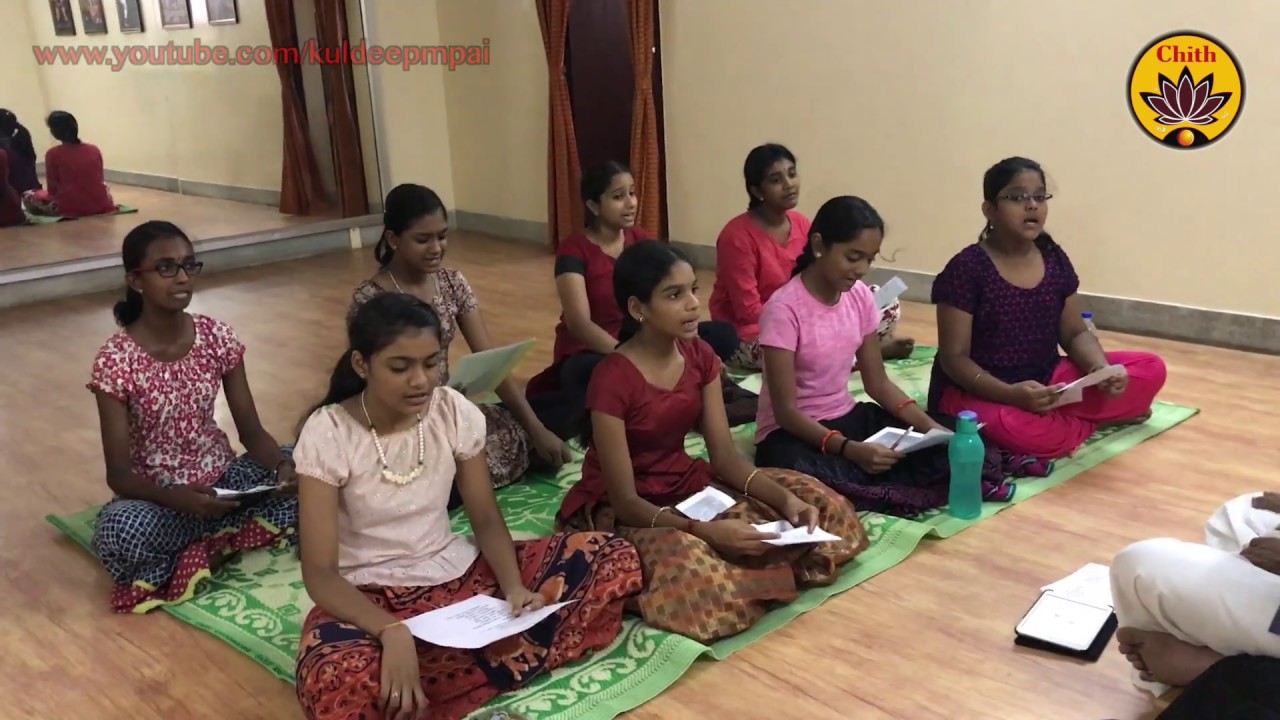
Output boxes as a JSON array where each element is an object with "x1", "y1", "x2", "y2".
[
  {"x1": 556, "y1": 240, "x2": 867, "y2": 643},
  {"x1": 930, "y1": 157, "x2": 1167, "y2": 460},
  {"x1": 709, "y1": 143, "x2": 913, "y2": 370},
  {"x1": 26, "y1": 111, "x2": 116, "y2": 218},
  {"x1": 0, "y1": 147, "x2": 26, "y2": 227},
  {"x1": 526, "y1": 161, "x2": 742, "y2": 439}
]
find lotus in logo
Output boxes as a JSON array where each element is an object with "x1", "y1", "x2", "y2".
[{"x1": 1139, "y1": 67, "x2": 1232, "y2": 127}]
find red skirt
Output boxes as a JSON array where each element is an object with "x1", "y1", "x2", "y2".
[{"x1": 295, "y1": 532, "x2": 643, "y2": 720}]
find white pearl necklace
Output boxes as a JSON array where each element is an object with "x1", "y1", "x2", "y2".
[{"x1": 361, "y1": 392, "x2": 426, "y2": 485}]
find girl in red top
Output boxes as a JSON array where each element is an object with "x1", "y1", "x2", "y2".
[
  {"x1": 527, "y1": 161, "x2": 741, "y2": 439},
  {"x1": 25, "y1": 111, "x2": 116, "y2": 218},
  {"x1": 556, "y1": 240, "x2": 866, "y2": 643},
  {"x1": 709, "y1": 143, "x2": 914, "y2": 370}
]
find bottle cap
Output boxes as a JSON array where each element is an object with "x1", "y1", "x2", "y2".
[
  {"x1": 1082, "y1": 312, "x2": 1093, "y2": 319},
  {"x1": 958, "y1": 410, "x2": 978, "y2": 421}
]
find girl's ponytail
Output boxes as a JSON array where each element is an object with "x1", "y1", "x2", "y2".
[
  {"x1": 113, "y1": 288, "x2": 144, "y2": 326},
  {"x1": 792, "y1": 242, "x2": 815, "y2": 276},
  {"x1": 299, "y1": 349, "x2": 366, "y2": 433}
]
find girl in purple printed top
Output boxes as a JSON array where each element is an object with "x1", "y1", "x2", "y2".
[{"x1": 929, "y1": 156, "x2": 1167, "y2": 460}]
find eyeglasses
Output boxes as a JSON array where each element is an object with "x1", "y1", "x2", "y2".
[
  {"x1": 998, "y1": 193, "x2": 1053, "y2": 205},
  {"x1": 135, "y1": 260, "x2": 204, "y2": 278}
]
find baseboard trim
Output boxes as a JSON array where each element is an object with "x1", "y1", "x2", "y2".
[
  {"x1": 455, "y1": 210, "x2": 547, "y2": 245},
  {"x1": 437, "y1": 215, "x2": 1279, "y2": 355},
  {"x1": 102, "y1": 168, "x2": 281, "y2": 207},
  {"x1": 671, "y1": 240, "x2": 1278, "y2": 356}
]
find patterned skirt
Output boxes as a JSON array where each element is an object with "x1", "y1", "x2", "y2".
[
  {"x1": 755, "y1": 403, "x2": 1014, "y2": 518},
  {"x1": 295, "y1": 532, "x2": 643, "y2": 720},
  {"x1": 91, "y1": 450, "x2": 299, "y2": 614},
  {"x1": 559, "y1": 469, "x2": 868, "y2": 644},
  {"x1": 479, "y1": 404, "x2": 531, "y2": 490}
]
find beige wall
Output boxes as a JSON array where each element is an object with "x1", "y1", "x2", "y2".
[
  {"x1": 3, "y1": 2, "x2": 52, "y2": 158},
  {"x1": 361, "y1": 0, "x2": 456, "y2": 208},
  {"x1": 22, "y1": 0, "x2": 282, "y2": 191},
  {"x1": 660, "y1": 0, "x2": 1276, "y2": 318},
  {"x1": 437, "y1": 0, "x2": 547, "y2": 223}
]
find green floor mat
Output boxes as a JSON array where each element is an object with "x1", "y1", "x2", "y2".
[
  {"x1": 45, "y1": 347, "x2": 1198, "y2": 720},
  {"x1": 23, "y1": 204, "x2": 138, "y2": 224}
]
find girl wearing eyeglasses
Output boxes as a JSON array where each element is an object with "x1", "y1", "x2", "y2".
[
  {"x1": 929, "y1": 156, "x2": 1167, "y2": 460},
  {"x1": 87, "y1": 221, "x2": 299, "y2": 614}
]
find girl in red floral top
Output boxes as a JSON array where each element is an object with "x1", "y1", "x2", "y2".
[{"x1": 88, "y1": 221, "x2": 299, "y2": 613}]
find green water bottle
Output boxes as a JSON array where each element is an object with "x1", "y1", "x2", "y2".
[{"x1": 948, "y1": 411, "x2": 984, "y2": 519}]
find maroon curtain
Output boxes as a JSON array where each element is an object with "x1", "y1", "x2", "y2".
[
  {"x1": 313, "y1": 0, "x2": 370, "y2": 217},
  {"x1": 264, "y1": 0, "x2": 326, "y2": 216},
  {"x1": 536, "y1": 0, "x2": 582, "y2": 249}
]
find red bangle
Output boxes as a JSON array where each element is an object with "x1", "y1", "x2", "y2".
[
  {"x1": 894, "y1": 398, "x2": 918, "y2": 414},
  {"x1": 820, "y1": 429, "x2": 841, "y2": 455}
]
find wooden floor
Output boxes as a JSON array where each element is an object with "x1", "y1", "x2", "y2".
[
  {"x1": 0, "y1": 184, "x2": 336, "y2": 272},
  {"x1": 4, "y1": 233, "x2": 1274, "y2": 720}
]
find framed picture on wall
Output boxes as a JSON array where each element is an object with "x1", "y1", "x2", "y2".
[
  {"x1": 49, "y1": 0, "x2": 77, "y2": 36},
  {"x1": 205, "y1": 0, "x2": 238, "y2": 26},
  {"x1": 116, "y1": 0, "x2": 144, "y2": 33},
  {"x1": 159, "y1": 0, "x2": 192, "y2": 29},
  {"x1": 78, "y1": 0, "x2": 107, "y2": 34}
]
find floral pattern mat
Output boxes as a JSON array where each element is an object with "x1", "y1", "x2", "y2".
[{"x1": 46, "y1": 347, "x2": 1198, "y2": 720}]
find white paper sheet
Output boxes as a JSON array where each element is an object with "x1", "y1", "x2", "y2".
[
  {"x1": 402, "y1": 594, "x2": 575, "y2": 649},
  {"x1": 865, "y1": 426, "x2": 954, "y2": 453},
  {"x1": 1048, "y1": 364, "x2": 1127, "y2": 409},
  {"x1": 752, "y1": 520, "x2": 841, "y2": 546},
  {"x1": 873, "y1": 276, "x2": 908, "y2": 311},
  {"x1": 1040, "y1": 562, "x2": 1114, "y2": 609},
  {"x1": 675, "y1": 487, "x2": 737, "y2": 521},
  {"x1": 448, "y1": 339, "x2": 536, "y2": 399},
  {"x1": 213, "y1": 484, "x2": 278, "y2": 499}
]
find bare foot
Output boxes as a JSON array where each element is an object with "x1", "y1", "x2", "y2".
[
  {"x1": 1116, "y1": 627, "x2": 1149, "y2": 673},
  {"x1": 881, "y1": 336, "x2": 915, "y2": 360},
  {"x1": 1121, "y1": 628, "x2": 1222, "y2": 686}
]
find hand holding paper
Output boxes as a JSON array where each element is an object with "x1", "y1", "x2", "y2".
[
  {"x1": 402, "y1": 594, "x2": 575, "y2": 649},
  {"x1": 1048, "y1": 364, "x2": 1127, "y2": 409},
  {"x1": 873, "y1": 276, "x2": 908, "y2": 311}
]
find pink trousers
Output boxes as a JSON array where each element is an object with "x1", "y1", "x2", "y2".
[{"x1": 938, "y1": 351, "x2": 1167, "y2": 460}]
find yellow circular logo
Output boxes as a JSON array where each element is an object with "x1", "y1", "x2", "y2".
[{"x1": 1127, "y1": 31, "x2": 1244, "y2": 149}]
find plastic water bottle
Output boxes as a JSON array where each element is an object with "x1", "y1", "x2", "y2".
[
  {"x1": 1082, "y1": 312, "x2": 1097, "y2": 333},
  {"x1": 948, "y1": 411, "x2": 985, "y2": 519}
]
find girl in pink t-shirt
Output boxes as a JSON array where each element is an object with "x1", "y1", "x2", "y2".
[{"x1": 753, "y1": 196, "x2": 1011, "y2": 517}]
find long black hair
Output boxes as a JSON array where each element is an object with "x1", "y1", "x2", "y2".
[
  {"x1": 113, "y1": 221, "x2": 192, "y2": 326},
  {"x1": 0, "y1": 109, "x2": 37, "y2": 162},
  {"x1": 374, "y1": 183, "x2": 447, "y2": 266},
  {"x1": 46, "y1": 110, "x2": 81, "y2": 144},
  {"x1": 743, "y1": 143, "x2": 796, "y2": 209},
  {"x1": 792, "y1": 196, "x2": 885, "y2": 276},
  {"x1": 303, "y1": 293, "x2": 444, "y2": 426},
  {"x1": 581, "y1": 160, "x2": 631, "y2": 228},
  {"x1": 579, "y1": 240, "x2": 692, "y2": 447},
  {"x1": 980, "y1": 156, "x2": 1058, "y2": 250}
]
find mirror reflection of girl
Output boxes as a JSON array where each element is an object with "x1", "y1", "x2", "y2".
[
  {"x1": 526, "y1": 161, "x2": 744, "y2": 439},
  {"x1": 754, "y1": 197, "x2": 1011, "y2": 516},
  {"x1": 294, "y1": 292, "x2": 641, "y2": 720},
  {"x1": 930, "y1": 157, "x2": 1167, "y2": 460},
  {"x1": 25, "y1": 111, "x2": 116, "y2": 218},
  {"x1": 89, "y1": 221, "x2": 299, "y2": 614},
  {"x1": 0, "y1": 109, "x2": 41, "y2": 194},
  {"x1": 351, "y1": 184, "x2": 571, "y2": 506},
  {"x1": 557, "y1": 240, "x2": 868, "y2": 643},
  {"x1": 709, "y1": 144, "x2": 913, "y2": 372}
]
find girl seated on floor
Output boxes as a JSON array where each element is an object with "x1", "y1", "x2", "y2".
[
  {"x1": 1109, "y1": 492, "x2": 1280, "y2": 700},
  {"x1": 525, "y1": 161, "x2": 746, "y2": 440},
  {"x1": 754, "y1": 196, "x2": 1011, "y2": 517},
  {"x1": 555, "y1": 240, "x2": 868, "y2": 644},
  {"x1": 88, "y1": 220, "x2": 299, "y2": 614},
  {"x1": 929, "y1": 156, "x2": 1167, "y2": 460},
  {"x1": 708, "y1": 143, "x2": 913, "y2": 371},
  {"x1": 0, "y1": 109, "x2": 41, "y2": 194},
  {"x1": 25, "y1": 110, "x2": 116, "y2": 218},
  {"x1": 293, "y1": 292, "x2": 642, "y2": 720},
  {"x1": 349, "y1": 183, "x2": 571, "y2": 504}
]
